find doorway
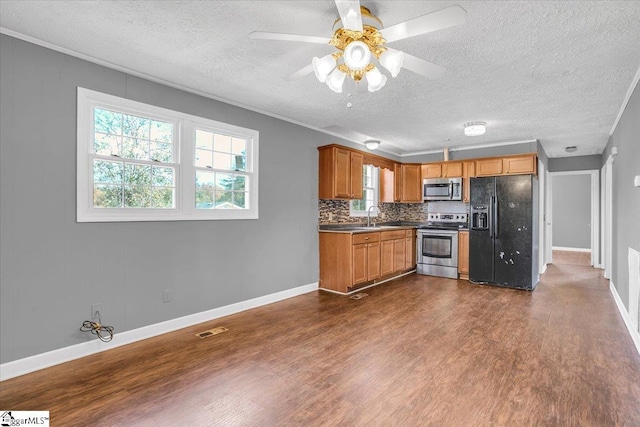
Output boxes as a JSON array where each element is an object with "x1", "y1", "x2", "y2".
[{"x1": 548, "y1": 170, "x2": 600, "y2": 267}]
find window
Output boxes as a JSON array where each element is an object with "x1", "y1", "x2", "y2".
[
  {"x1": 77, "y1": 88, "x2": 259, "y2": 222},
  {"x1": 350, "y1": 165, "x2": 379, "y2": 217}
]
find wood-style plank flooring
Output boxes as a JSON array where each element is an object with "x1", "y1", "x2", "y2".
[
  {"x1": 2, "y1": 262, "x2": 639, "y2": 426},
  {"x1": 553, "y1": 249, "x2": 592, "y2": 266}
]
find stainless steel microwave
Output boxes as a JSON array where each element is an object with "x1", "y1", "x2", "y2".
[{"x1": 423, "y1": 177, "x2": 462, "y2": 201}]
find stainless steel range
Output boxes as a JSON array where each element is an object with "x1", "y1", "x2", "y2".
[{"x1": 417, "y1": 213, "x2": 468, "y2": 279}]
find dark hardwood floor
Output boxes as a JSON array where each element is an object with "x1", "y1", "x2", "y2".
[
  {"x1": 2, "y1": 262, "x2": 639, "y2": 426},
  {"x1": 553, "y1": 249, "x2": 592, "y2": 266}
]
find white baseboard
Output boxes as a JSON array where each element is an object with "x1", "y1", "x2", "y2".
[
  {"x1": 0, "y1": 282, "x2": 318, "y2": 382},
  {"x1": 552, "y1": 246, "x2": 592, "y2": 253},
  {"x1": 610, "y1": 281, "x2": 640, "y2": 356}
]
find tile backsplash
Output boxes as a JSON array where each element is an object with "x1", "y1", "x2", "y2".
[{"x1": 319, "y1": 200, "x2": 430, "y2": 223}]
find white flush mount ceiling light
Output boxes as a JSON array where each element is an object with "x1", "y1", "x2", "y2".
[
  {"x1": 250, "y1": 2, "x2": 467, "y2": 94},
  {"x1": 464, "y1": 121, "x2": 486, "y2": 136},
  {"x1": 364, "y1": 140, "x2": 381, "y2": 150}
]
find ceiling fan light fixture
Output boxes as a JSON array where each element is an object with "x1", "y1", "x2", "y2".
[
  {"x1": 326, "y1": 68, "x2": 346, "y2": 93},
  {"x1": 379, "y1": 49, "x2": 404, "y2": 78},
  {"x1": 344, "y1": 41, "x2": 372, "y2": 71},
  {"x1": 312, "y1": 54, "x2": 337, "y2": 83},
  {"x1": 364, "y1": 140, "x2": 381, "y2": 150},
  {"x1": 365, "y1": 66, "x2": 387, "y2": 93},
  {"x1": 464, "y1": 121, "x2": 486, "y2": 136}
]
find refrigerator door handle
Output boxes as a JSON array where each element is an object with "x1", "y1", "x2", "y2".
[
  {"x1": 488, "y1": 197, "x2": 494, "y2": 238},
  {"x1": 493, "y1": 196, "x2": 499, "y2": 239}
]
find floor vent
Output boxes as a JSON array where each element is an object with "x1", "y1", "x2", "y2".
[
  {"x1": 195, "y1": 326, "x2": 228, "y2": 339},
  {"x1": 350, "y1": 293, "x2": 368, "y2": 300}
]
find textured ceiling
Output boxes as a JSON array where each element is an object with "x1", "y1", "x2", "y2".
[{"x1": 1, "y1": 1, "x2": 639, "y2": 158}]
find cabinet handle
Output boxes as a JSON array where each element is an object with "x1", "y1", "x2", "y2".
[{"x1": 364, "y1": 237, "x2": 369, "y2": 240}]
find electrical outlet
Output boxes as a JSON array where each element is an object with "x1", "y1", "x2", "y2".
[
  {"x1": 328, "y1": 212, "x2": 333, "y2": 221},
  {"x1": 91, "y1": 304, "x2": 103, "y2": 320},
  {"x1": 381, "y1": 212, "x2": 386, "y2": 219},
  {"x1": 163, "y1": 289, "x2": 171, "y2": 303}
]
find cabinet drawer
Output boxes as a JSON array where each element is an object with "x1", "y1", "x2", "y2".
[
  {"x1": 353, "y1": 232, "x2": 380, "y2": 244},
  {"x1": 380, "y1": 230, "x2": 406, "y2": 241}
]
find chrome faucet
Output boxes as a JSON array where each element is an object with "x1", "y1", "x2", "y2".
[{"x1": 367, "y1": 205, "x2": 377, "y2": 227}]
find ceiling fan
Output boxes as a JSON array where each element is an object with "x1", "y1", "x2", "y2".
[{"x1": 249, "y1": 1, "x2": 467, "y2": 94}]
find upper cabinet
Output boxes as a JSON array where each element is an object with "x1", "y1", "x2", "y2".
[
  {"x1": 318, "y1": 146, "x2": 363, "y2": 199},
  {"x1": 475, "y1": 154, "x2": 537, "y2": 177},
  {"x1": 401, "y1": 164, "x2": 422, "y2": 203},
  {"x1": 462, "y1": 161, "x2": 475, "y2": 203},
  {"x1": 421, "y1": 162, "x2": 463, "y2": 179}
]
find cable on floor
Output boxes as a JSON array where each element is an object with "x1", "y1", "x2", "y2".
[{"x1": 80, "y1": 311, "x2": 114, "y2": 342}]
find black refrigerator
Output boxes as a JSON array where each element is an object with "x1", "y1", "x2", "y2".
[{"x1": 469, "y1": 175, "x2": 539, "y2": 290}]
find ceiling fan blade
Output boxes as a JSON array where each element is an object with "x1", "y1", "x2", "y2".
[
  {"x1": 400, "y1": 52, "x2": 446, "y2": 80},
  {"x1": 335, "y1": 0, "x2": 363, "y2": 32},
  {"x1": 380, "y1": 5, "x2": 467, "y2": 43},
  {"x1": 249, "y1": 31, "x2": 330, "y2": 44},
  {"x1": 285, "y1": 63, "x2": 314, "y2": 81}
]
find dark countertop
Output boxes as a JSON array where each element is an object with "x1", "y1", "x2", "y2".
[{"x1": 318, "y1": 221, "x2": 425, "y2": 234}]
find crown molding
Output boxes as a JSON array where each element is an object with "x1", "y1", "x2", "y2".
[
  {"x1": 610, "y1": 63, "x2": 640, "y2": 136},
  {"x1": 399, "y1": 139, "x2": 538, "y2": 158}
]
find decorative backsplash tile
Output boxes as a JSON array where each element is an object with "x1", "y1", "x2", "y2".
[{"x1": 318, "y1": 199, "x2": 430, "y2": 224}]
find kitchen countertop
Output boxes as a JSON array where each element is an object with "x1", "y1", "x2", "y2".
[{"x1": 318, "y1": 222, "x2": 423, "y2": 234}]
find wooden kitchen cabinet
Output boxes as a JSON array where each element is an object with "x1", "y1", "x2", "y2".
[
  {"x1": 380, "y1": 240, "x2": 395, "y2": 276},
  {"x1": 381, "y1": 230, "x2": 413, "y2": 274},
  {"x1": 458, "y1": 231, "x2": 469, "y2": 280},
  {"x1": 421, "y1": 163, "x2": 442, "y2": 179},
  {"x1": 394, "y1": 163, "x2": 403, "y2": 202},
  {"x1": 401, "y1": 164, "x2": 422, "y2": 202},
  {"x1": 318, "y1": 146, "x2": 363, "y2": 199},
  {"x1": 379, "y1": 167, "x2": 396, "y2": 203},
  {"x1": 462, "y1": 161, "x2": 475, "y2": 203},
  {"x1": 442, "y1": 162, "x2": 463, "y2": 178},
  {"x1": 353, "y1": 240, "x2": 380, "y2": 285},
  {"x1": 475, "y1": 158, "x2": 504, "y2": 177},
  {"x1": 405, "y1": 229, "x2": 416, "y2": 270},
  {"x1": 504, "y1": 155, "x2": 537, "y2": 175}
]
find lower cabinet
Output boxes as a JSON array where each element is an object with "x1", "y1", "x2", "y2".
[
  {"x1": 319, "y1": 229, "x2": 416, "y2": 294},
  {"x1": 458, "y1": 231, "x2": 469, "y2": 280}
]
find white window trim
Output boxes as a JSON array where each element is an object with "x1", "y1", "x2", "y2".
[
  {"x1": 350, "y1": 166, "x2": 379, "y2": 217},
  {"x1": 77, "y1": 87, "x2": 259, "y2": 222}
]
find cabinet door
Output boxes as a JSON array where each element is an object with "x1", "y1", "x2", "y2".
[
  {"x1": 442, "y1": 162, "x2": 463, "y2": 178},
  {"x1": 334, "y1": 148, "x2": 352, "y2": 198},
  {"x1": 504, "y1": 155, "x2": 536, "y2": 175},
  {"x1": 475, "y1": 158, "x2": 503, "y2": 177},
  {"x1": 421, "y1": 163, "x2": 442, "y2": 179},
  {"x1": 353, "y1": 243, "x2": 368, "y2": 285},
  {"x1": 393, "y1": 239, "x2": 406, "y2": 272},
  {"x1": 401, "y1": 164, "x2": 422, "y2": 202},
  {"x1": 367, "y1": 242, "x2": 380, "y2": 281},
  {"x1": 405, "y1": 236, "x2": 415, "y2": 270},
  {"x1": 458, "y1": 231, "x2": 469, "y2": 277},
  {"x1": 394, "y1": 163, "x2": 402, "y2": 202},
  {"x1": 379, "y1": 167, "x2": 395, "y2": 203},
  {"x1": 350, "y1": 151, "x2": 364, "y2": 199},
  {"x1": 380, "y1": 240, "x2": 395, "y2": 276},
  {"x1": 462, "y1": 161, "x2": 475, "y2": 203}
]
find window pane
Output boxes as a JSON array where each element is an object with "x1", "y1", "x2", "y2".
[
  {"x1": 94, "y1": 108, "x2": 122, "y2": 135},
  {"x1": 231, "y1": 138, "x2": 246, "y2": 155},
  {"x1": 213, "y1": 133, "x2": 232, "y2": 152},
  {"x1": 94, "y1": 184, "x2": 123, "y2": 208},
  {"x1": 150, "y1": 141, "x2": 173, "y2": 163},
  {"x1": 233, "y1": 175, "x2": 246, "y2": 191},
  {"x1": 122, "y1": 137, "x2": 149, "y2": 160},
  {"x1": 124, "y1": 186, "x2": 151, "y2": 208},
  {"x1": 125, "y1": 163, "x2": 151, "y2": 186},
  {"x1": 195, "y1": 170, "x2": 215, "y2": 209},
  {"x1": 94, "y1": 133, "x2": 121, "y2": 156},
  {"x1": 233, "y1": 192, "x2": 247, "y2": 209},
  {"x1": 195, "y1": 129, "x2": 213, "y2": 150},
  {"x1": 93, "y1": 160, "x2": 123, "y2": 184},
  {"x1": 213, "y1": 152, "x2": 232, "y2": 170},
  {"x1": 150, "y1": 120, "x2": 173, "y2": 143},
  {"x1": 152, "y1": 166, "x2": 174, "y2": 186},
  {"x1": 233, "y1": 154, "x2": 246, "y2": 171},
  {"x1": 151, "y1": 187, "x2": 174, "y2": 208},
  {"x1": 195, "y1": 149, "x2": 212, "y2": 168},
  {"x1": 215, "y1": 191, "x2": 233, "y2": 208},
  {"x1": 122, "y1": 114, "x2": 150, "y2": 139}
]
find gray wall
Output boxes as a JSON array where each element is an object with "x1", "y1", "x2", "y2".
[
  {"x1": 548, "y1": 155, "x2": 602, "y2": 172},
  {"x1": 602, "y1": 81, "x2": 640, "y2": 311},
  {"x1": 0, "y1": 35, "x2": 356, "y2": 364},
  {"x1": 552, "y1": 174, "x2": 591, "y2": 249},
  {"x1": 402, "y1": 141, "x2": 540, "y2": 163}
]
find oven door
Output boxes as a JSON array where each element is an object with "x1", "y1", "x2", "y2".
[{"x1": 418, "y1": 230, "x2": 459, "y2": 268}]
